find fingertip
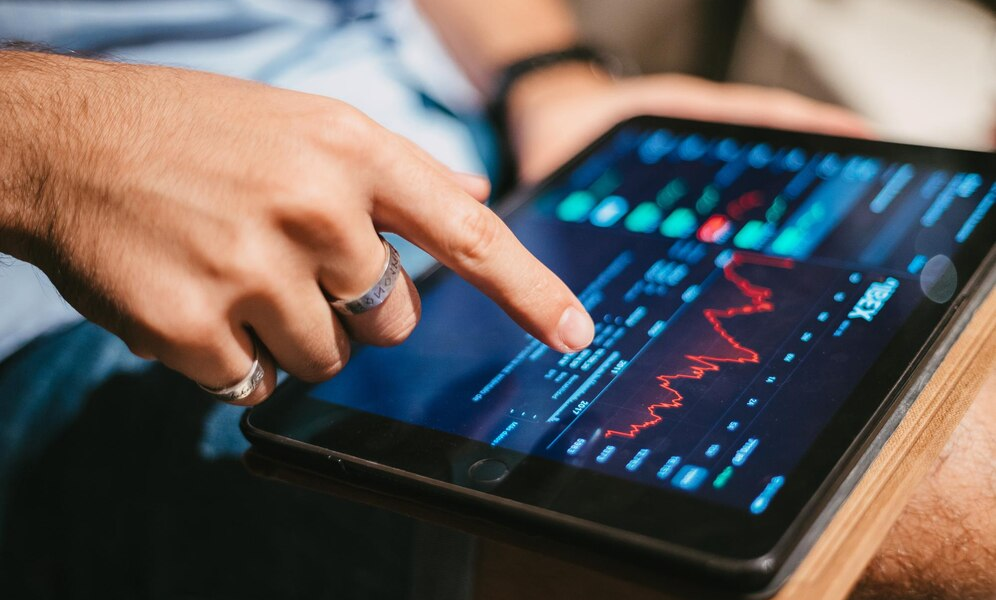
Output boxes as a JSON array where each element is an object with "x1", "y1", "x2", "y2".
[{"x1": 556, "y1": 305, "x2": 595, "y2": 353}]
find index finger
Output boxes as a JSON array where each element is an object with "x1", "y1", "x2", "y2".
[{"x1": 371, "y1": 142, "x2": 594, "y2": 353}]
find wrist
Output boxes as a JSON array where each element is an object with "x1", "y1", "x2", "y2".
[
  {"x1": 0, "y1": 52, "x2": 132, "y2": 265},
  {"x1": 488, "y1": 46, "x2": 617, "y2": 188},
  {"x1": 0, "y1": 52, "x2": 55, "y2": 259},
  {"x1": 504, "y1": 61, "x2": 614, "y2": 136}
]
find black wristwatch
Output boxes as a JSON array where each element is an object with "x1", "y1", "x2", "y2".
[{"x1": 487, "y1": 44, "x2": 618, "y2": 193}]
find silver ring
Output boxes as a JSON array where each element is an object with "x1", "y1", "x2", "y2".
[
  {"x1": 330, "y1": 236, "x2": 402, "y2": 315},
  {"x1": 198, "y1": 347, "x2": 264, "y2": 403}
]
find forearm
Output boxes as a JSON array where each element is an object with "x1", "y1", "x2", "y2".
[
  {"x1": 0, "y1": 50, "x2": 56, "y2": 258},
  {"x1": 0, "y1": 50, "x2": 144, "y2": 267}
]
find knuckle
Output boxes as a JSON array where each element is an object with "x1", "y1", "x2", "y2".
[
  {"x1": 248, "y1": 270, "x2": 289, "y2": 307},
  {"x1": 297, "y1": 352, "x2": 348, "y2": 383},
  {"x1": 116, "y1": 317, "x2": 159, "y2": 359},
  {"x1": 132, "y1": 306, "x2": 198, "y2": 354},
  {"x1": 153, "y1": 301, "x2": 223, "y2": 356},
  {"x1": 278, "y1": 175, "x2": 330, "y2": 211},
  {"x1": 248, "y1": 148, "x2": 331, "y2": 207},
  {"x1": 198, "y1": 227, "x2": 267, "y2": 286},
  {"x1": 314, "y1": 102, "x2": 378, "y2": 154},
  {"x1": 175, "y1": 320, "x2": 225, "y2": 357},
  {"x1": 291, "y1": 326, "x2": 352, "y2": 382},
  {"x1": 374, "y1": 308, "x2": 419, "y2": 347},
  {"x1": 447, "y1": 206, "x2": 502, "y2": 269},
  {"x1": 124, "y1": 337, "x2": 156, "y2": 360},
  {"x1": 274, "y1": 199, "x2": 355, "y2": 254}
]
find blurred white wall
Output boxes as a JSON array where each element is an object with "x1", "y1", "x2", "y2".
[
  {"x1": 730, "y1": 0, "x2": 995, "y2": 150},
  {"x1": 572, "y1": 0, "x2": 996, "y2": 151}
]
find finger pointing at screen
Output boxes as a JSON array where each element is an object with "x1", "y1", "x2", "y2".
[
  {"x1": 0, "y1": 52, "x2": 593, "y2": 407},
  {"x1": 370, "y1": 134, "x2": 595, "y2": 354}
]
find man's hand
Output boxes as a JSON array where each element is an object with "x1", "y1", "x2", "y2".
[
  {"x1": 0, "y1": 51, "x2": 595, "y2": 405},
  {"x1": 505, "y1": 65, "x2": 871, "y2": 183}
]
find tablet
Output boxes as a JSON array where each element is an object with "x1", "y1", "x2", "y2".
[{"x1": 242, "y1": 117, "x2": 995, "y2": 594}]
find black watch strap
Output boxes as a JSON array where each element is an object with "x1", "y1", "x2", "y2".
[
  {"x1": 491, "y1": 45, "x2": 609, "y2": 111},
  {"x1": 487, "y1": 45, "x2": 616, "y2": 193}
]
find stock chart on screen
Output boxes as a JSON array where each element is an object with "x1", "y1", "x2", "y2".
[{"x1": 311, "y1": 125, "x2": 993, "y2": 514}]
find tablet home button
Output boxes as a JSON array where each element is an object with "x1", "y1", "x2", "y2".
[{"x1": 468, "y1": 458, "x2": 509, "y2": 484}]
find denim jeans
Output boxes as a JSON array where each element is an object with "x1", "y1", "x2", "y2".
[{"x1": 0, "y1": 321, "x2": 474, "y2": 599}]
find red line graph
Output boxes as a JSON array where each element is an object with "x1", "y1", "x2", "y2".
[{"x1": 604, "y1": 252, "x2": 794, "y2": 439}]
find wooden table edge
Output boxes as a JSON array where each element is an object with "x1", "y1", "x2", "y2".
[{"x1": 771, "y1": 288, "x2": 996, "y2": 599}]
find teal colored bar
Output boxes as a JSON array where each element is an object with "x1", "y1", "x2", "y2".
[
  {"x1": 555, "y1": 190, "x2": 596, "y2": 222},
  {"x1": 660, "y1": 208, "x2": 698, "y2": 238},
  {"x1": 624, "y1": 202, "x2": 663, "y2": 233}
]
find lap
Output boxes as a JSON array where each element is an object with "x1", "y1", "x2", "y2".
[{"x1": 0, "y1": 322, "x2": 461, "y2": 600}]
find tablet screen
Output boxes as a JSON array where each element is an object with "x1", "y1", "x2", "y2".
[{"x1": 305, "y1": 123, "x2": 994, "y2": 516}]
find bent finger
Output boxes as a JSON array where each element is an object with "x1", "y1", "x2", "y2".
[
  {"x1": 245, "y1": 280, "x2": 351, "y2": 383},
  {"x1": 158, "y1": 323, "x2": 277, "y2": 406},
  {"x1": 314, "y1": 217, "x2": 422, "y2": 347},
  {"x1": 330, "y1": 261, "x2": 422, "y2": 347}
]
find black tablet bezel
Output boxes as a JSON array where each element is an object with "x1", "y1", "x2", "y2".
[{"x1": 243, "y1": 116, "x2": 995, "y2": 588}]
